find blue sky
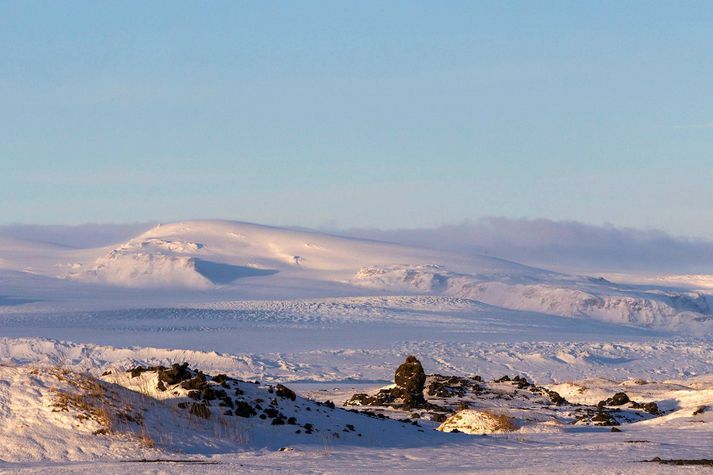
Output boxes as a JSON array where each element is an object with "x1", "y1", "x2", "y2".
[{"x1": 1, "y1": 1, "x2": 712, "y2": 236}]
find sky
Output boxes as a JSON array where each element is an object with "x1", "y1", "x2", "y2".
[{"x1": 1, "y1": 1, "x2": 712, "y2": 236}]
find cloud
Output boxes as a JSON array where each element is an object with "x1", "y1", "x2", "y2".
[
  {"x1": 672, "y1": 122, "x2": 713, "y2": 129},
  {"x1": 3, "y1": 217, "x2": 712, "y2": 275},
  {"x1": 0, "y1": 222, "x2": 156, "y2": 249},
  {"x1": 337, "y1": 217, "x2": 713, "y2": 274}
]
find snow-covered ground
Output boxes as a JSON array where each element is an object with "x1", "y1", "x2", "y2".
[{"x1": 0, "y1": 220, "x2": 711, "y2": 473}]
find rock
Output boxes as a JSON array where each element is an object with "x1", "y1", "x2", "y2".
[
  {"x1": 275, "y1": 384, "x2": 297, "y2": 401},
  {"x1": 212, "y1": 374, "x2": 231, "y2": 386},
  {"x1": 345, "y1": 391, "x2": 394, "y2": 407},
  {"x1": 200, "y1": 386, "x2": 227, "y2": 401},
  {"x1": 264, "y1": 408, "x2": 280, "y2": 418},
  {"x1": 426, "y1": 375, "x2": 479, "y2": 398},
  {"x1": 611, "y1": 427, "x2": 622, "y2": 432},
  {"x1": 180, "y1": 372, "x2": 207, "y2": 391},
  {"x1": 158, "y1": 363, "x2": 192, "y2": 386},
  {"x1": 431, "y1": 413, "x2": 449, "y2": 423},
  {"x1": 591, "y1": 409, "x2": 619, "y2": 426},
  {"x1": 394, "y1": 355, "x2": 426, "y2": 407},
  {"x1": 545, "y1": 389, "x2": 567, "y2": 406},
  {"x1": 128, "y1": 365, "x2": 165, "y2": 378},
  {"x1": 234, "y1": 401, "x2": 257, "y2": 418},
  {"x1": 604, "y1": 392, "x2": 630, "y2": 406}
]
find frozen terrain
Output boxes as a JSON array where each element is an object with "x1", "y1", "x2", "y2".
[{"x1": 0, "y1": 220, "x2": 712, "y2": 473}]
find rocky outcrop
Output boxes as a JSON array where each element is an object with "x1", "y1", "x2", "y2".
[
  {"x1": 393, "y1": 355, "x2": 427, "y2": 407},
  {"x1": 346, "y1": 355, "x2": 430, "y2": 410}
]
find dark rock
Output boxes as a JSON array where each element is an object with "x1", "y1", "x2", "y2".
[
  {"x1": 426, "y1": 375, "x2": 478, "y2": 398},
  {"x1": 234, "y1": 401, "x2": 257, "y2": 418},
  {"x1": 394, "y1": 356, "x2": 426, "y2": 407},
  {"x1": 592, "y1": 409, "x2": 619, "y2": 426},
  {"x1": 158, "y1": 363, "x2": 192, "y2": 386},
  {"x1": 603, "y1": 392, "x2": 630, "y2": 406},
  {"x1": 201, "y1": 387, "x2": 227, "y2": 401},
  {"x1": 180, "y1": 372, "x2": 208, "y2": 391},
  {"x1": 345, "y1": 391, "x2": 394, "y2": 407},
  {"x1": 287, "y1": 417, "x2": 297, "y2": 425},
  {"x1": 275, "y1": 384, "x2": 297, "y2": 401},
  {"x1": 646, "y1": 458, "x2": 713, "y2": 466},
  {"x1": 431, "y1": 413, "x2": 448, "y2": 423},
  {"x1": 264, "y1": 408, "x2": 280, "y2": 418},
  {"x1": 541, "y1": 388, "x2": 568, "y2": 406},
  {"x1": 611, "y1": 427, "x2": 622, "y2": 432}
]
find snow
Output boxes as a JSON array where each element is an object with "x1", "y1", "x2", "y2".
[{"x1": 0, "y1": 219, "x2": 712, "y2": 473}]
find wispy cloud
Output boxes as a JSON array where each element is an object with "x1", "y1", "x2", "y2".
[{"x1": 671, "y1": 122, "x2": 713, "y2": 129}]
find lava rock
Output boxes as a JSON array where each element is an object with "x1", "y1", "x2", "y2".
[
  {"x1": 234, "y1": 401, "x2": 257, "y2": 418},
  {"x1": 180, "y1": 372, "x2": 208, "y2": 391},
  {"x1": 275, "y1": 384, "x2": 297, "y2": 401},
  {"x1": 394, "y1": 355, "x2": 427, "y2": 407},
  {"x1": 603, "y1": 392, "x2": 630, "y2": 406},
  {"x1": 591, "y1": 409, "x2": 619, "y2": 426},
  {"x1": 158, "y1": 363, "x2": 192, "y2": 386}
]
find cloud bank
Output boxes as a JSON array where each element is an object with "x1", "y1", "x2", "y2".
[
  {"x1": 0, "y1": 223, "x2": 156, "y2": 249},
  {"x1": 1, "y1": 218, "x2": 711, "y2": 275},
  {"x1": 338, "y1": 217, "x2": 713, "y2": 275}
]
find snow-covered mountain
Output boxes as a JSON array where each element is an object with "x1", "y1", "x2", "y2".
[{"x1": 0, "y1": 219, "x2": 710, "y2": 332}]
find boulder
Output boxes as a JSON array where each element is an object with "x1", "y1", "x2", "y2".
[
  {"x1": 603, "y1": 392, "x2": 630, "y2": 406},
  {"x1": 394, "y1": 355, "x2": 426, "y2": 407},
  {"x1": 158, "y1": 363, "x2": 192, "y2": 386}
]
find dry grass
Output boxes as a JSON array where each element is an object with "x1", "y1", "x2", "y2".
[
  {"x1": 441, "y1": 409, "x2": 517, "y2": 434},
  {"x1": 483, "y1": 411, "x2": 517, "y2": 432},
  {"x1": 47, "y1": 366, "x2": 153, "y2": 447}
]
